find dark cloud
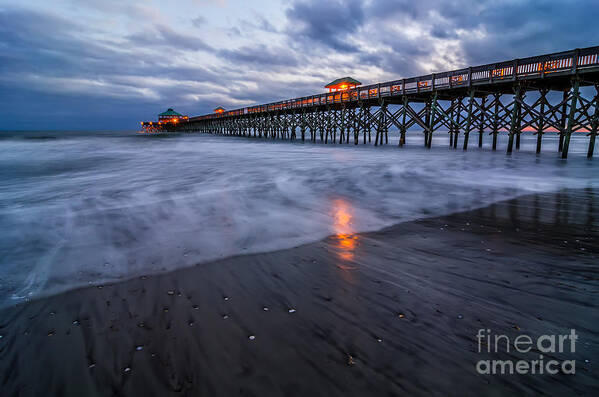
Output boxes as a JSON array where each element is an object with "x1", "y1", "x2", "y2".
[
  {"x1": 363, "y1": 0, "x2": 599, "y2": 66},
  {"x1": 285, "y1": 0, "x2": 365, "y2": 52},
  {"x1": 191, "y1": 15, "x2": 206, "y2": 28},
  {"x1": 126, "y1": 25, "x2": 212, "y2": 52},
  {"x1": 218, "y1": 44, "x2": 299, "y2": 67}
]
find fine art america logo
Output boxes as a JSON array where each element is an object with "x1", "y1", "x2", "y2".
[{"x1": 476, "y1": 329, "x2": 578, "y2": 375}]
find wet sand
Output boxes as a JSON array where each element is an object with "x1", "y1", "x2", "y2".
[{"x1": 1, "y1": 189, "x2": 598, "y2": 396}]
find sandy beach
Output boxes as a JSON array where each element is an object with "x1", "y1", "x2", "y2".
[{"x1": 0, "y1": 188, "x2": 597, "y2": 396}]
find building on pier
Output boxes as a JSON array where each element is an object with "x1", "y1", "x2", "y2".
[
  {"x1": 158, "y1": 108, "x2": 187, "y2": 123},
  {"x1": 325, "y1": 77, "x2": 362, "y2": 92},
  {"x1": 140, "y1": 108, "x2": 188, "y2": 133}
]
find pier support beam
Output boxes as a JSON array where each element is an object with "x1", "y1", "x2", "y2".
[
  {"x1": 454, "y1": 98, "x2": 462, "y2": 149},
  {"x1": 424, "y1": 99, "x2": 430, "y2": 147},
  {"x1": 400, "y1": 96, "x2": 407, "y2": 147},
  {"x1": 427, "y1": 91, "x2": 438, "y2": 148},
  {"x1": 463, "y1": 89, "x2": 475, "y2": 150},
  {"x1": 507, "y1": 86, "x2": 522, "y2": 154},
  {"x1": 478, "y1": 96, "x2": 486, "y2": 148},
  {"x1": 536, "y1": 89, "x2": 547, "y2": 154},
  {"x1": 562, "y1": 79, "x2": 580, "y2": 159},
  {"x1": 492, "y1": 93, "x2": 500, "y2": 150},
  {"x1": 448, "y1": 99, "x2": 455, "y2": 147},
  {"x1": 375, "y1": 101, "x2": 386, "y2": 146},
  {"x1": 559, "y1": 90, "x2": 568, "y2": 152},
  {"x1": 354, "y1": 108, "x2": 360, "y2": 145},
  {"x1": 588, "y1": 85, "x2": 598, "y2": 158}
]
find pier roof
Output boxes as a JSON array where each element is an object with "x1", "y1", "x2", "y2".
[
  {"x1": 159, "y1": 108, "x2": 183, "y2": 116},
  {"x1": 325, "y1": 77, "x2": 362, "y2": 90}
]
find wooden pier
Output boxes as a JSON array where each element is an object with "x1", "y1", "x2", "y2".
[{"x1": 170, "y1": 46, "x2": 599, "y2": 158}]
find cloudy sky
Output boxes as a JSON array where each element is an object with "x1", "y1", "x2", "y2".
[{"x1": 0, "y1": 0, "x2": 597, "y2": 130}]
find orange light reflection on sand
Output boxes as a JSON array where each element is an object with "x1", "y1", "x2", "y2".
[{"x1": 332, "y1": 199, "x2": 359, "y2": 265}]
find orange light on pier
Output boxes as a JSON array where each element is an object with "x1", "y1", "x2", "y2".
[
  {"x1": 214, "y1": 106, "x2": 225, "y2": 114},
  {"x1": 325, "y1": 77, "x2": 361, "y2": 93}
]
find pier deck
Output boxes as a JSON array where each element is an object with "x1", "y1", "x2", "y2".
[{"x1": 171, "y1": 46, "x2": 599, "y2": 158}]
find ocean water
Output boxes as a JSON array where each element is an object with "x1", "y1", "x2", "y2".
[{"x1": 0, "y1": 130, "x2": 597, "y2": 307}]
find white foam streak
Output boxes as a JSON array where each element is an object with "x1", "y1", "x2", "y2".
[{"x1": 0, "y1": 131, "x2": 596, "y2": 307}]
